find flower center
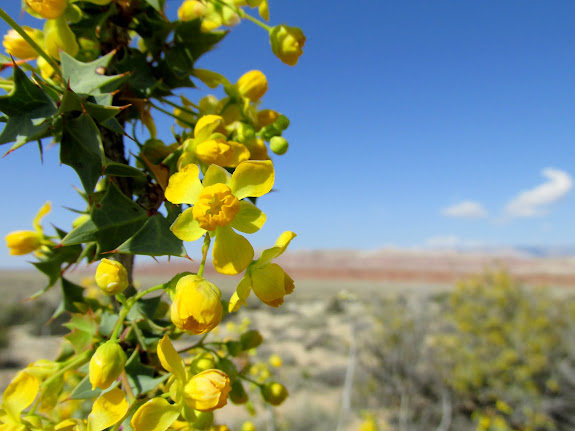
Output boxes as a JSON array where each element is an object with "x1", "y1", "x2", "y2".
[{"x1": 192, "y1": 184, "x2": 240, "y2": 231}]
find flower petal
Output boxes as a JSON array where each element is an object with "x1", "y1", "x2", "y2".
[
  {"x1": 170, "y1": 208, "x2": 206, "y2": 242},
  {"x1": 3, "y1": 371, "x2": 40, "y2": 420},
  {"x1": 130, "y1": 398, "x2": 181, "y2": 431},
  {"x1": 212, "y1": 226, "x2": 253, "y2": 275},
  {"x1": 231, "y1": 201, "x2": 266, "y2": 234},
  {"x1": 251, "y1": 263, "x2": 293, "y2": 307},
  {"x1": 157, "y1": 334, "x2": 187, "y2": 383},
  {"x1": 165, "y1": 164, "x2": 202, "y2": 205},
  {"x1": 257, "y1": 231, "x2": 297, "y2": 268},
  {"x1": 194, "y1": 115, "x2": 224, "y2": 143},
  {"x1": 230, "y1": 160, "x2": 274, "y2": 200},
  {"x1": 203, "y1": 164, "x2": 232, "y2": 188},
  {"x1": 87, "y1": 388, "x2": 129, "y2": 431},
  {"x1": 227, "y1": 141, "x2": 250, "y2": 167},
  {"x1": 33, "y1": 201, "x2": 51, "y2": 233},
  {"x1": 228, "y1": 275, "x2": 252, "y2": 313}
]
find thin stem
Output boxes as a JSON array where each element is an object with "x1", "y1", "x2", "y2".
[
  {"x1": 149, "y1": 101, "x2": 196, "y2": 128},
  {"x1": 41, "y1": 349, "x2": 93, "y2": 390},
  {"x1": 197, "y1": 234, "x2": 211, "y2": 278},
  {"x1": 110, "y1": 284, "x2": 166, "y2": 341},
  {"x1": 177, "y1": 332, "x2": 209, "y2": 353},
  {"x1": 0, "y1": 8, "x2": 61, "y2": 74},
  {"x1": 240, "y1": 374, "x2": 263, "y2": 387},
  {"x1": 159, "y1": 97, "x2": 199, "y2": 115}
]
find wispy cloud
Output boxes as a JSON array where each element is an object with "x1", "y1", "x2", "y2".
[
  {"x1": 424, "y1": 235, "x2": 485, "y2": 249},
  {"x1": 442, "y1": 200, "x2": 488, "y2": 219},
  {"x1": 505, "y1": 168, "x2": 572, "y2": 218}
]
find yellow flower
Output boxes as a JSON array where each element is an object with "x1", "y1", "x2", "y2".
[
  {"x1": 178, "y1": 0, "x2": 206, "y2": 21},
  {"x1": 180, "y1": 115, "x2": 250, "y2": 168},
  {"x1": 25, "y1": 0, "x2": 68, "y2": 19},
  {"x1": 0, "y1": 371, "x2": 40, "y2": 430},
  {"x1": 165, "y1": 160, "x2": 274, "y2": 275},
  {"x1": 260, "y1": 382, "x2": 288, "y2": 406},
  {"x1": 269, "y1": 354, "x2": 282, "y2": 368},
  {"x1": 236, "y1": 70, "x2": 268, "y2": 102},
  {"x1": 170, "y1": 275, "x2": 223, "y2": 334},
  {"x1": 5, "y1": 231, "x2": 42, "y2": 256},
  {"x1": 230, "y1": 231, "x2": 296, "y2": 311},
  {"x1": 95, "y1": 258, "x2": 129, "y2": 295},
  {"x1": 5, "y1": 201, "x2": 50, "y2": 256},
  {"x1": 256, "y1": 109, "x2": 279, "y2": 129},
  {"x1": 183, "y1": 369, "x2": 231, "y2": 412},
  {"x1": 269, "y1": 25, "x2": 306, "y2": 66},
  {"x1": 3, "y1": 27, "x2": 43, "y2": 59},
  {"x1": 89, "y1": 341, "x2": 127, "y2": 390},
  {"x1": 241, "y1": 422, "x2": 257, "y2": 431}
]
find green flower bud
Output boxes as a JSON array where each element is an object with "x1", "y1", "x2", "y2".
[
  {"x1": 273, "y1": 115, "x2": 290, "y2": 131},
  {"x1": 192, "y1": 411, "x2": 214, "y2": 430},
  {"x1": 217, "y1": 357, "x2": 238, "y2": 382},
  {"x1": 190, "y1": 352, "x2": 216, "y2": 375},
  {"x1": 269, "y1": 25, "x2": 306, "y2": 66},
  {"x1": 260, "y1": 382, "x2": 288, "y2": 406},
  {"x1": 270, "y1": 137, "x2": 289, "y2": 155},
  {"x1": 225, "y1": 341, "x2": 243, "y2": 357},
  {"x1": 240, "y1": 330, "x2": 263, "y2": 350},
  {"x1": 229, "y1": 380, "x2": 248, "y2": 405},
  {"x1": 89, "y1": 341, "x2": 127, "y2": 390}
]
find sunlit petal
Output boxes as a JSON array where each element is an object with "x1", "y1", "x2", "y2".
[
  {"x1": 212, "y1": 226, "x2": 253, "y2": 275},
  {"x1": 229, "y1": 160, "x2": 274, "y2": 200}
]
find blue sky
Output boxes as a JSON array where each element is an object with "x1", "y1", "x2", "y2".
[{"x1": 2, "y1": 1, "x2": 575, "y2": 267}]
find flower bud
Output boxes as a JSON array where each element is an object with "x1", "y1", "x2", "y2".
[
  {"x1": 268, "y1": 354, "x2": 282, "y2": 368},
  {"x1": 5, "y1": 231, "x2": 42, "y2": 256},
  {"x1": 95, "y1": 259, "x2": 129, "y2": 296},
  {"x1": 256, "y1": 109, "x2": 279, "y2": 129},
  {"x1": 178, "y1": 0, "x2": 206, "y2": 21},
  {"x1": 240, "y1": 330, "x2": 263, "y2": 350},
  {"x1": 89, "y1": 341, "x2": 127, "y2": 390},
  {"x1": 216, "y1": 358, "x2": 238, "y2": 382},
  {"x1": 260, "y1": 382, "x2": 288, "y2": 406},
  {"x1": 229, "y1": 380, "x2": 248, "y2": 405},
  {"x1": 236, "y1": 70, "x2": 268, "y2": 102},
  {"x1": 192, "y1": 411, "x2": 214, "y2": 430},
  {"x1": 273, "y1": 115, "x2": 290, "y2": 131},
  {"x1": 241, "y1": 421, "x2": 257, "y2": 431},
  {"x1": 269, "y1": 25, "x2": 306, "y2": 66},
  {"x1": 170, "y1": 275, "x2": 223, "y2": 334},
  {"x1": 3, "y1": 28, "x2": 43, "y2": 59},
  {"x1": 190, "y1": 352, "x2": 216, "y2": 375},
  {"x1": 184, "y1": 369, "x2": 231, "y2": 412},
  {"x1": 44, "y1": 18, "x2": 79, "y2": 60},
  {"x1": 25, "y1": 0, "x2": 68, "y2": 19},
  {"x1": 270, "y1": 136, "x2": 289, "y2": 155}
]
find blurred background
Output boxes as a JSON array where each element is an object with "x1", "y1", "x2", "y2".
[{"x1": 2, "y1": 1, "x2": 575, "y2": 430}]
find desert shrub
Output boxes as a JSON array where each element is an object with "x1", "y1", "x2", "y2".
[{"x1": 361, "y1": 271, "x2": 575, "y2": 431}]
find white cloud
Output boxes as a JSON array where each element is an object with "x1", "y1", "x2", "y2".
[
  {"x1": 442, "y1": 200, "x2": 488, "y2": 219},
  {"x1": 505, "y1": 168, "x2": 572, "y2": 218}
]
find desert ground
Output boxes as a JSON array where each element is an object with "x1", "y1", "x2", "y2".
[{"x1": 2, "y1": 249, "x2": 575, "y2": 430}]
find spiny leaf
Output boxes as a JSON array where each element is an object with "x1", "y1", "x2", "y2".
[
  {"x1": 116, "y1": 214, "x2": 186, "y2": 257},
  {"x1": 60, "y1": 113, "x2": 104, "y2": 194},
  {"x1": 61, "y1": 51, "x2": 129, "y2": 95},
  {"x1": 0, "y1": 64, "x2": 57, "y2": 147}
]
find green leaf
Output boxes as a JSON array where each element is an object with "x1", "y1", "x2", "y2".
[
  {"x1": 174, "y1": 20, "x2": 227, "y2": 61},
  {"x1": 69, "y1": 375, "x2": 101, "y2": 400},
  {"x1": 60, "y1": 113, "x2": 104, "y2": 194},
  {"x1": 116, "y1": 214, "x2": 187, "y2": 256},
  {"x1": 54, "y1": 278, "x2": 86, "y2": 319},
  {"x1": 113, "y1": 50, "x2": 161, "y2": 98},
  {"x1": 60, "y1": 51, "x2": 129, "y2": 95},
  {"x1": 125, "y1": 353, "x2": 168, "y2": 396},
  {"x1": 143, "y1": 0, "x2": 165, "y2": 12},
  {"x1": 104, "y1": 159, "x2": 146, "y2": 177},
  {"x1": 61, "y1": 218, "x2": 98, "y2": 247},
  {"x1": 0, "y1": 64, "x2": 57, "y2": 147},
  {"x1": 59, "y1": 88, "x2": 123, "y2": 123}
]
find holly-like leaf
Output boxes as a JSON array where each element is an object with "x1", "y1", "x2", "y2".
[
  {"x1": 125, "y1": 352, "x2": 168, "y2": 396},
  {"x1": 54, "y1": 278, "x2": 85, "y2": 320},
  {"x1": 116, "y1": 214, "x2": 187, "y2": 256},
  {"x1": 61, "y1": 51, "x2": 129, "y2": 95},
  {"x1": 60, "y1": 113, "x2": 104, "y2": 194},
  {"x1": 59, "y1": 88, "x2": 124, "y2": 123},
  {"x1": 0, "y1": 64, "x2": 57, "y2": 147},
  {"x1": 104, "y1": 159, "x2": 146, "y2": 177},
  {"x1": 143, "y1": 0, "x2": 165, "y2": 13}
]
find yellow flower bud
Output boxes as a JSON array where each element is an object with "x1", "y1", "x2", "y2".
[
  {"x1": 183, "y1": 369, "x2": 231, "y2": 412},
  {"x1": 5, "y1": 231, "x2": 42, "y2": 255},
  {"x1": 269, "y1": 25, "x2": 306, "y2": 66},
  {"x1": 241, "y1": 421, "x2": 257, "y2": 431},
  {"x1": 170, "y1": 275, "x2": 223, "y2": 334},
  {"x1": 89, "y1": 341, "x2": 127, "y2": 390},
  {"x1": 25, "y1": 0, "x2": 68, "y2": 19},
  {"x1": 2, "y1": 28, "x2": 43, "y2": 59},
  {"x1": 95, "y1": 258, "x2": 129, "y2": 296},
  {"x1": 44, "y1": 18, "x2": 79, "y2": 60},
  {"x1": 268, "y1": 354, "x2": 282, "y2": 368},
  {"x1": 178, "y1": 0, "x2": 206, "y2": 21},
  {"x1": 256, "y1": 109, "x2": 279, "y2": 129},
  {"x1": 236, "y1": 70, "x2": 268, "y2": 102},
  {"x1": 260, "y1": 382, "x2": 288, "y2": 406}
]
